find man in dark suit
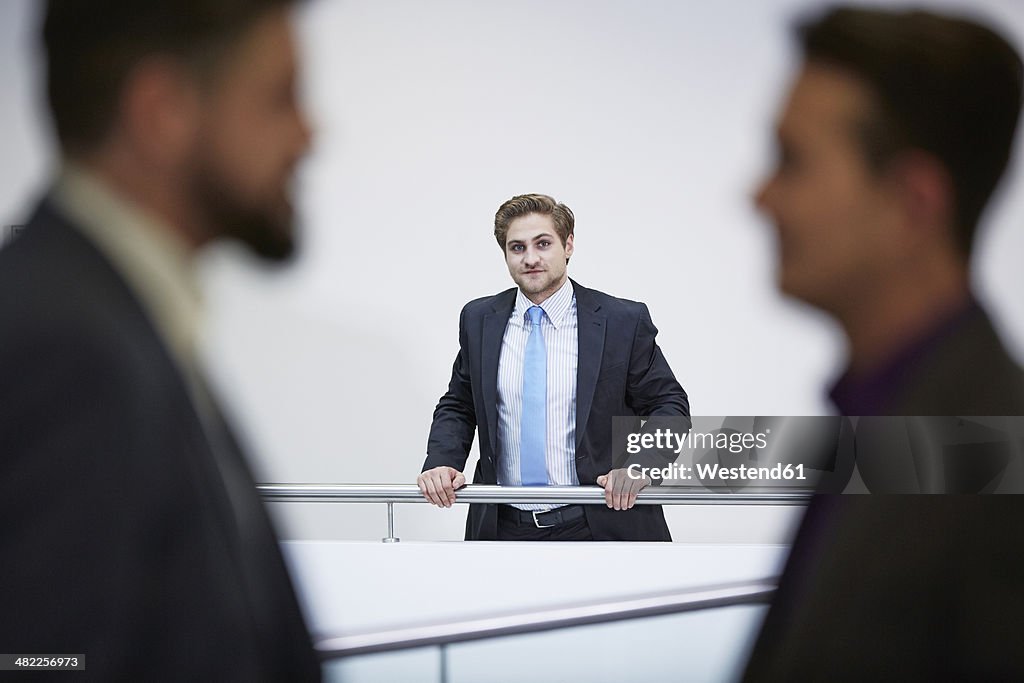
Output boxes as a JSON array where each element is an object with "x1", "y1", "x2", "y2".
[
  {"x1": 417, "y1": 194, "x2": 689, "y2": 541},
  {"x1": 0, "y1": 1, "x2": 319, "y2": 680},
  {"x1": 744, "y1": 8, "x2": 1024, "y2": 680}
]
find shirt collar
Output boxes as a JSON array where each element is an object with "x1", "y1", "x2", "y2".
[
  {"x1": 513, "y1": 277, "x2": 575, "y2": 328},
  {"x1": 53, "y1": 161, "x2": 203, "y2": 371}
]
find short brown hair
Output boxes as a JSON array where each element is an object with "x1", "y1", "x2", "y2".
[
  {"x1": 797, "y1": 7, "x2": 1023, "y2": 255},
  {"x1": 494, "y1": 194, "x2": 575, "y2": 251},
  {"x1": 43, "y1": 0, "x2": 299, "y2": 155}
]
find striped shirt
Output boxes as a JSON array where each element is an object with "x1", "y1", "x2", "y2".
[{"x1": 496, "y1": 277, "x2": 579, "y2": 511}]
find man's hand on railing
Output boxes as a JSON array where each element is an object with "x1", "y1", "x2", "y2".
[
  {"x1": 416, "y1": 467, "x2": 467, "y2": 508},
  {"x1": 596, "y1": 469, "x2": 653, "y2": 510}
]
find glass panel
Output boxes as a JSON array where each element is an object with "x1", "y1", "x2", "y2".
[
  {"x1": 323, "y1": 646, "x2": 440, "y2": 683},
  {"x1": 447, "y1": 605, "x2": 767, "y2": 683}
]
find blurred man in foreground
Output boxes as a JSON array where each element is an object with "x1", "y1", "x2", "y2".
[
  {"x1": 755, "y1": 6, "x2": 1024, "y2": 415},
  {"x1": 0, "y1": 1, "x2": 319, "y2": 679},
  {"x1": 745, "y1": 7, "x2": 1024, "y2": 680}
]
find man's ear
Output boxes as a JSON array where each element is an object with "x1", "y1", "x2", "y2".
[
  {"x1": 119, "y1": 57, "x2": 201, "y2": 170},
  {"x1": 887, "y1": 151, "x2": 955, "y2": 248},
  {"x1": 564, "y1": 233, "x2": 575, "y2": 263}
]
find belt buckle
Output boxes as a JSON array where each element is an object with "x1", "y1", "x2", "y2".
[{"x1": 532, "y1": 510, "x2": 555, "y2": 529}]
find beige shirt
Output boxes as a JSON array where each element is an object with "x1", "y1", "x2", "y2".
[
  {"x1": 53, "y1": 162, "x2": 204, "y2": 381},
  {"x1": 53, "y1": 164, "x2": 266, "y2": 533}
]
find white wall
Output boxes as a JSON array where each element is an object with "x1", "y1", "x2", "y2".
[{"x1": 2, "y1": 0, "x2": 1022, "y2": 542}]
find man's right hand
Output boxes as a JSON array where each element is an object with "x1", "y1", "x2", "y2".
[{"x1": 416, "y1": 466, "x2": 466, "y2": 507}]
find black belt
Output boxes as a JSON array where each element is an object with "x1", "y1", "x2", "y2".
[{"x1": 497, "y1": 504, "x2": 587, "y2": 529}]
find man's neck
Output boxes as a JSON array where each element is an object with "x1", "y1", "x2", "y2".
[
  {"x1": 75, "y1": 151, "x2": 205, "y2": 252},
  {"x1": 838, "y1": 265, "x2": 971, "y2": 377}
]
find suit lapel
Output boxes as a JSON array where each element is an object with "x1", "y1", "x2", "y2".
[
  {"x1": 482, "y1": 290, "x2": 516, "y2": 457},
  {"x1": 573, "y1": 281, "x2": 606, "y2": 449}
]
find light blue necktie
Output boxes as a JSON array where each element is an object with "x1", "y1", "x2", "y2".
[{"x1": 520, "y1": 305, "x2": 548, "y2": 486}]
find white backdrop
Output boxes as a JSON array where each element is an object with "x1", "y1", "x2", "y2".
[{"x1": 2, "y1": 0, "x2": 1022, "y2": 542}]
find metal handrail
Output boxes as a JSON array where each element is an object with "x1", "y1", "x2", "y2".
[
  {"x1": 259, "y1": 483, "x2": 811, "y2": 542},
  {"x1": 315, "y1": 577, "x2": 777, "y2": 659},
  {"x1": 258, "y1": 483, "x2": 813, "y2": 505}
]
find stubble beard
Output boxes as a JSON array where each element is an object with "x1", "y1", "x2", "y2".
[{"x1": 189, "y1": 155, "x2": 298, "y2": 263}]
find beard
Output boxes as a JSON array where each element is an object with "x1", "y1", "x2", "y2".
[
  {"x1": 513, "y1": 268, "x2": 566, "y2": 301},
  {"x1": 189, "y1": 157, "x2": 299, "y2": 263}
]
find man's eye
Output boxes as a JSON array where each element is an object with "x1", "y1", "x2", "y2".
[
  {"x1": 538, "y1": 241, "x2": 550, "y2": 248},
  {"x1": 511, "y1": 245, "x2": 523, "y2": 252}
]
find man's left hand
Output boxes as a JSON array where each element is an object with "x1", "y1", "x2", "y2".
[{"x1": 596, "y1": 468, "x2": 652, "y2": 510}]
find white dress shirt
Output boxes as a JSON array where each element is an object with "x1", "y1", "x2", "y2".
[{"x1": 496, "y1": 277, "x2": 579, "y2": 511}]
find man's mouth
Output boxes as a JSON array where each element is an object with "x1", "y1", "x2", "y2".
[{"x1": 523, "y1": 269, "x2": 544, "y2": 275}]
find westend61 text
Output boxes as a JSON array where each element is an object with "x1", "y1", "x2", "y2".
[{"x1": 626, "y1": 462, "x2": 807, "y2": 481}]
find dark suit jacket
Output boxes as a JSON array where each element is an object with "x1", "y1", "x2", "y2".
[
  {"x1": 0, "y1": 199, "x2": 321, "y2": 682},
  {"x1": 743, "y1": 305, "x2": 1024, "y2": 681},
  {"x1": 423, "y1": 280, "x2": 689, "y2": 541},
  {"x1": 888, "y1": 304, "x2": 1024, "y2": 414}
]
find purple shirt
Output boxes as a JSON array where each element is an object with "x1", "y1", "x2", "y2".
[{"x1": 829, "y1": 297, "x2": 981, "y2": 415}]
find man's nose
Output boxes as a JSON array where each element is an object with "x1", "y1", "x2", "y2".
[
  {"x1": 753, "y1": 175, "x2": 774, "y2": 214},
  {"x1": 296, "y1": 110, "x2": 314, "y2": 157}
]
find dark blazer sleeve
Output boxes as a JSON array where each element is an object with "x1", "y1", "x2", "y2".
[
  {"x1": 625, "y1": 303, "x2": 689, "y2": 417},
  {"x1": 623, "y1": 304, "x2": 690, "y2": 470},
  {"x1": 423, "y1": 305, "x2": 477, "y2": 472}
]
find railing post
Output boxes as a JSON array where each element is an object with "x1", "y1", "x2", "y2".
[{"x1": 382, "y1": 502, "x2": 399, "y2": 543}]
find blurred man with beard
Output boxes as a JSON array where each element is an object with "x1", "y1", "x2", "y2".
[{"x1": 0, "y1": 1, "x2": 319, "y2": 680}]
